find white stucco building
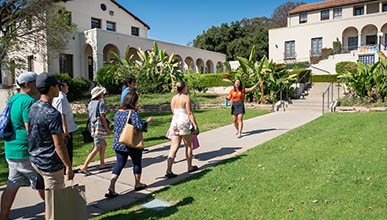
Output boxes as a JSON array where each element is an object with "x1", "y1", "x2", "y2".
[
  {"x1": 0, "y1": 0, "x2": 226, "y2": 86},
  {"x1": 269, "y1": 0, "x2": 387, "y2": 74}
]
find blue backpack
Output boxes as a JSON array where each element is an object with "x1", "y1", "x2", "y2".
[{"x1": 0, "y1": 101, "x2": 14, "y2": 140}]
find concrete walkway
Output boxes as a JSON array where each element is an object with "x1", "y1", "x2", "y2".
[{"x1": 4, "y1": 110, "x2": 322, "y2": 219}]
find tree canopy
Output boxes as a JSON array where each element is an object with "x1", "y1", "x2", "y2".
[
  {"x1": 193, "y1": 1, "x2": 305, "y2": 61},
  {"x1": 270, "y1": 1, "x2": 306, "y2": 28},
  {"x1": 0, "y1": 0, "x2": 76, "y2": 69}
]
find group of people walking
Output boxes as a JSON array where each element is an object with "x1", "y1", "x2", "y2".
[{"x1": 0, "y1": 72, "x2": 259, "y2": 218}]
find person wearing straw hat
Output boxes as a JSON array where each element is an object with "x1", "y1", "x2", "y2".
[{"x1": 80, "y1": 86, "x2": 112, "y2": 175}]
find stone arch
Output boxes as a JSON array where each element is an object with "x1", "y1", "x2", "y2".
[
  {"x1": 84, "y1": 44, "x2": 94, "y2": 81},
  {"x1": 216, "y1": 61, "x2": 224, "y2": 73},
  {"x1": 360, "y1": 24, "x2": 378, "y2": 46},
  {"x1": 126, "y1": 47, "x2": 140, "y2": 64},
  {"x1": 103, "y1": 44, "x2": 119, "y2": 64},
  {"x1": 342, "y1": 27, "x2": 359, "y2": 52},
  {"x1": 184, "y1": 56, "x2": 194, "y2": 71},
  {"x1": 196, "y1": 58, "x2": 204, "y2": 73},
  {"x1": 205, "y1": 60, "x2": 214, "y2": 73},
  {"x1": 173, "y1": 55, "x2": 183, "y2": 72},
  {"x1": 381, "y1": 23, "x2": 387, "y2": 50}
]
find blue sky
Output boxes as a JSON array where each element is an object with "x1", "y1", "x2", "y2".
[{"x1": 116, "y1": 0, "x2": 321, "y2": 46}]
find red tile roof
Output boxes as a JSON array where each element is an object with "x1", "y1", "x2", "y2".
[{"x1": 289, "y1": 0, "x2": 374, "y2": 15}]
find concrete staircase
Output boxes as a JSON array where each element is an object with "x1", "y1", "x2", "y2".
[{"x1": 285, "y1": 82, "x2": 344, "y2": 113}]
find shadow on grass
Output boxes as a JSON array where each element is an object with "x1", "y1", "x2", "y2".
[{"x1": 98, "y1": 196, "x2": 193, "y2": 220}]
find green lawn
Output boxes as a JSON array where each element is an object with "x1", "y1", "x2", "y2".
[
  {"x1": 0, "y1": 106, "x2": 270, "y2": 185},
  {"x1": 93, "y1": 112, "x2": 387, "y2": 220}
]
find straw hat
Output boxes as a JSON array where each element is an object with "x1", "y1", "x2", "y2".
[{"x1": 90, "y1": 86, "x2": 106, "y2": 99}]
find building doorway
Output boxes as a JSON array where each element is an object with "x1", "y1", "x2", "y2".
[{"x1": 88, "y1": 56, "x2": 93, "y2": 80}]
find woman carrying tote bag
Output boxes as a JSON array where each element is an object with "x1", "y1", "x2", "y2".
[
  {"x1": 105, "y1": 92, "x2": 153, "y2": 198},
  {"x1": 80, "y1": 86, "x2": 111, "y2": 175}
]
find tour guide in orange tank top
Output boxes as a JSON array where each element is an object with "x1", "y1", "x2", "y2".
[{"x1": 226, "y1": 79, "x2": 260, "y2": 138}]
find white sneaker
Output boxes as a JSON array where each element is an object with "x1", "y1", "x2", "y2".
[{"x1": 238, "y1": 133, "x2": 242, "y2": 138}]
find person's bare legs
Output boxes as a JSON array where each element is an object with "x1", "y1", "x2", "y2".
[
  {"x1": 232, "y1": 114, "x2": 238, "y2": 134},
  {"x1": 182, "y1": 134, "x2": 194, "y2": 171},
  {"x1": 38, "y1": 189, "x2": 45, "y2": 200},
  {"x1": 108, "y1": 174, "x2": 118, "y2": 193},
  {"x1": 99, "y1": 141, "x2": 107, "y2": 168},
  {"x1": 237, "y1": 114, "x2": 244, "y2": 136},
  {"x1": 166, "y1": 135, "x2": 181, "y2": 174},
  {"x1": 81, "y1": 146, "x2": 99, "y2": 172},
  {"x1": 134, "y1": 174, "x2": 144, "y2": 188},
  {"x1": 0, "y1": 186, "x2": 19, "y2": 220}
]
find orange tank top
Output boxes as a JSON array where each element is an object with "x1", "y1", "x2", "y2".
[{"x1": 229, "y1": 88, "x2": 245, "y2": 102}]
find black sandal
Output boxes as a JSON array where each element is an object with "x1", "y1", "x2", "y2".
[
  {"x1": 104, "y1": 190, "x2": 118, "y2": 198},
  {"x1": 188, "y1": 165, "x2": 199, "y2": 173},
  {"x1": 134, "y1": 184, "x2": 147, "y2": 191},
  {"x1": 165, "y1": 172, "x2": 178, "y2": 178}
]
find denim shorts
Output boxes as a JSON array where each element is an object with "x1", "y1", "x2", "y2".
[
  {"x1": 6, "y1": 158, "x2": 44, "y2": 190},
  {"x1": 94, "y1": 137, "x2": 106, "y2": 147}
]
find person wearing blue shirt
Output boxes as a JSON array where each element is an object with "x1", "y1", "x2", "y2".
[
  {"x1": 105, "y1": 92, "x2": 153, "y2": 198},
  {"x1": 120, "y1": 75, "x2": 136, "y2": 104}
]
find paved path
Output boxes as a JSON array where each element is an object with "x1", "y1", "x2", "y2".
[{"x1": 3, "y1": 110, "x2": 322, "y2": 219}]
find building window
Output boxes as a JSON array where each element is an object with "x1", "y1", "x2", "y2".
[
  {"x1": 91, "y1": 18, "x2": 101, "y2": 29},
  {"x1": 383, "y1": 3, "x2": 387, "y2": 12},
  {"x1": 59, "y1": 54, "x2": 73, "y2": 77},
  {"x1": 320, "y1": 10, "x2": 329, "y2": 20},
  {"x1": 359, "y1": 55, "x2": 375, "y2": 65},
  {"x1": 131, "y1": 26, "x2": 139, "y2": 36},
  {"x1": 354, "y1": 6, "x2": 364, "y2": 16},
  {"x1": 28, "y1": 56, "x2": 34, "y2": 72},
  {"x1": 299, "y1": 13, "x2": 307, "y2": 24},
  {"x1": 366, "y1": 35, "x2": 377, "y2": 45},
  {"x1": 284, "y1": 41, "x2": 295, "y2": 59},
  {"x1": 311, "y1": 37, "x2": 322, "y2": 56},
  {"x1": 385, "y1": 33, "x2": 387, "y2": 49},
  {"x1": 348, "y1": 36, "x2": 358, "y2": 51},
  {"x1": 106, "y1": 21, "x2": 116, "y2": 31},
  {"x1": 333, "y1": 8, "x2": 342, "y2": 18}
]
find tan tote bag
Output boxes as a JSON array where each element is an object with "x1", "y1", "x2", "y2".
[
  {"x1": 118, "y1": 110, "x2": 144, "y2": 149},
  {"x1": 45, "y1": 184, "x2": 87, "y2": 220}
]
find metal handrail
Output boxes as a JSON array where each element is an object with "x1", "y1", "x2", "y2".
[{"x1": 322, "y1": 82, "x2": 341, "y2": 114}]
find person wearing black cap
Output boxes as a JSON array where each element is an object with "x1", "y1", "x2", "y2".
[
  {"x1": 0, "y1": 72, "x2": 44, "y2": 220},
  {"x1": 27, "y1": 72, "x2": 74, "y2": 220}
]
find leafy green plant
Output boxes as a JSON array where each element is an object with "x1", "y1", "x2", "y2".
[
  {"x1": 55, "y1": 73, "x2": 91, "y2": 101},
  {"x1": 236, "y1": 46, "x2": 297, "y2": 103},
  {"x1": 335, "y1": 61, "x2": 357, "y2": 75},
  {"x1": 135, "y1": 42, "x2": 183, "y2": 93},
  {"x1": 338, "y1": 51, "x2": 387, "y2": 102},
  {"x1": 184, "y1": 69, "x2": 208, "y2": 97},
  {"x1": 96, "y1": 65, "x2": 121, "y2": 94}
]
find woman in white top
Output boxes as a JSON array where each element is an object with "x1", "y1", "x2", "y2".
[
  {"x1": 165, "y1": 81, "x2": 199, "y2": 178},
  {"x1": 52, "y1": 81, "x2": 78, "y2": 165}
]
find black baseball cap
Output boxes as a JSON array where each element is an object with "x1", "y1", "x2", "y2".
[{"x1": 36, "y1": 72, "x2": 59, "y2": 88}]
